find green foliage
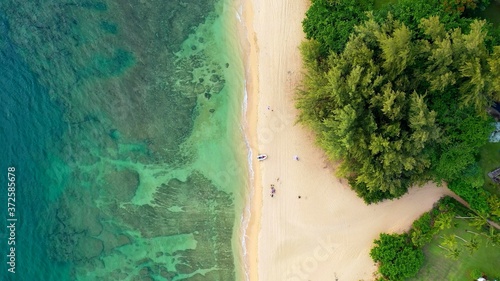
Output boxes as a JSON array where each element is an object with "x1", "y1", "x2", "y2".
[
  {"x1": 300, "y1": 0, "x2": 500, "y2": 220},
  {"x1": 370, "y1": 197, "x2": 500, "y2": 280},
  {"x1": 441, "y1": 234, "x2": 458, "y2": 249},
  {"x1": 350, "y1": 181, "x2": 400, "y2": 204},
  {"x1": 434, "y1": 211, "x2": 454, "y2": 230},
  {"x1": 410, "y1": 199, "x2": 456, "y2": 247},
  {"x1": 486, "y1": 226, "x2": 500, "y2": 246},
  {"x1": 411, "y1": 213, "x2": 434, "y2": 247},
  {"x1": 374, "y1": 0, "x2": 499, "y2": 51},
  {"x1": 444, "y1": 0, "x2": 491, "y2": 14},
  {"x1": 370, "y1": 233, "x2": 424, "y2": 280},
  {"x1": 470, "y1": 268, "x2": 483, "y2": 279},
  {"x1": 407, "y1": 216, "x2": 500, "y2": 280},
  {"x1": 374, "y1": 0, "x2": 471, "y2": 34},
  {"x1": 471, "y1": 268, "x2": 483, "y2": 279},
  {"x1": 302, "y1": 0, "x2": 374, "y2": 57},
  {"x1": 488, "y1": 195, "x2": 500, "y2": 217},
  {"x1": 444, "y1": 245, "x2": 462, "y2": 260},
  {"x1": 479, "y1": 142, "x2": 500, "y2": 196},
  {"x1": 448, "y1": 178, "x2": 491, "y2": 213},
  {"x1": 428, "y1": 83, "x2": 493, "y2": 186},
  {"x1": 298, "y1": 13, "x2": 499, "y2": 203},
  {"x1": 420, "y1": 17, "x2": 499, "y2": 114},
  {"x1": 465, "y1": 236, "x2": 480, "y2": 254}
]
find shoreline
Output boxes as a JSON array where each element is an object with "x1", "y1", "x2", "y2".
[
  {"x1": 240, "y1": 0, "x2": 459, "y2": 280},
  {"x1": 239, "y1": 0, "x2": 261, "y2": 279}
]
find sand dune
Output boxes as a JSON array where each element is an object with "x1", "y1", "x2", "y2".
[{"x1": 241, "y1": 0, "x2": 456, "y2": 280}]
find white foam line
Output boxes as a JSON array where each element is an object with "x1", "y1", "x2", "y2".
[
  {"x1": 235, "y1": 10, "x2": 242, "y2": 22},
  {"x1": 239, "y1": 80, "x2": 254, "y2": 281},
  {"x1": 235, "y1": 3, "x2": 243, "y2": 23}
]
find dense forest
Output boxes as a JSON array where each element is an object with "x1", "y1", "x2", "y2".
[
  {"x1": 298, "y1": 0, "x2": 500, "y2": 279},
  {"x1": 299, "y1": 0, "x2": 500, "y2": 206}
]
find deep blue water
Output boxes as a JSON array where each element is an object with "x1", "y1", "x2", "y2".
[{"x1": 0, "y1": 15, "x2": 70, "y2": 280}]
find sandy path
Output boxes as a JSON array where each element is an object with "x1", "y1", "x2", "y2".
[{"x1": 241, "y1": 0, "x2": 456, "y2": 280}]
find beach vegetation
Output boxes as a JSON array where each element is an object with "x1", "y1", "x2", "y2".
[
  {"x1": 374, "y1": 0, "x2": 472, "y2": 33},
  {"x1": 304, "y1": 0, "x2": 498, "y2": 60},
  {"x1": 406, "y1": 197, "x2": 500, "y2": 280},
  {"x1": 479, "y1": 142, "x2": 500, "y2": 196},
  {"x1": 371, "y1": 196, "x2": 500, "y2": 280},
  {"x1": 302, "y1": 0, "x2": 374, "y2": 58},
  {"x1": 370, "y1": 233, "x2": 424, "y2": 281},
  {"x1": 300, "y1": 0, "x2": 500, "y2": 277},
  {"x1": 298, "y1": 13, "x2": 500, "y2": 203}
]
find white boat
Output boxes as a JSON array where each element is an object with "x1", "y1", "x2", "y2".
[{"x1": 257, "y1": 154, "x2": 267, "y2": 161}]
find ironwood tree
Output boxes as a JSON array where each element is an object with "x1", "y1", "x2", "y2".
[{"x1": 297, "y1": 14, "x2": 500, "y2": 203}]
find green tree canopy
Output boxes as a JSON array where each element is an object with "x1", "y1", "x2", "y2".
[
  {"x1": 370, "y1": 233, "x2": 424, "y2": 280},
  {"x1": 297, "y1": 14, "x2": 499, "y2": 203},
  {"x1": 302, "y1": 0, "x2": 373, "y2": 57}
]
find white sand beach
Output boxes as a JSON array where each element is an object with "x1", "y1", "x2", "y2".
[{"x1": 241, "y1": 0, "x2": 457, "y2": 280}]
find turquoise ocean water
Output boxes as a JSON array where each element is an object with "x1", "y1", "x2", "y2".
[{"x1": 0, "y1": 0, "x2": 248, "y2": 280}]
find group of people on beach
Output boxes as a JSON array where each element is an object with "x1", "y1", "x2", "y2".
[{"x1": 266, "y1": 155, "x2": 300, "y2": 198}]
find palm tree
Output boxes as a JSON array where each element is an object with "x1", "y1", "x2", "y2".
[
  {"x1": 434, "y1": 212, "x2": 453, "y2": 230},
  {"x1": 470, "y1": 213, "x2": 488, "y2": 230},
  {"x1": 437, "y1": 244, "x2": 461, "y2": 260},
  {"x1": 486, "y1": 226, "x2": 500, "y2": 246},
  {"x1": 441, "y1": 234, "x2": 457, "y2": 249},
  {"x1": 456, "y1": 211, "x2": 495, "y2": 231},
  {"x1": 465, "y1": 236, "x2": 479, "y2": 254},
  {"x1": 487, "y1": 195, "x2": 500, "y2": 217},
  {"x1": 445, "y1": 247, "x2": 461, "y2": 260},
  {"x1": 438, "y1": 235, "x2": 462, "y2": 260},
  {"x1": 411, "y1": 229, "x2": 423, "y2": 247},
  {"x1": 466, "y1": 227, "x2": 500, "y2": 248}
]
